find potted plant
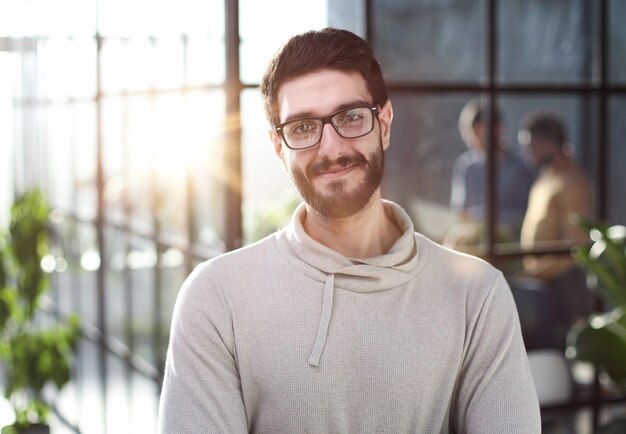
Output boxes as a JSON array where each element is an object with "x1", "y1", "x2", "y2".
[
  {"x1": 566, "y1": 221, "x2": 626, "y2": 433},
  {"x1": 0, "y1": 190, "x2": 80, "y2": 434},
  {"x1": 566, "y1": 222, "x2": 626, "y2": 386}
]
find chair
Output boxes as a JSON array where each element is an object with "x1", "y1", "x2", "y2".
[{"x1": 527, "y1": 348, "x2": 573, "y2": 405}]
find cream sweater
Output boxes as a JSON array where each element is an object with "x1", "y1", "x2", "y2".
[{"x1": 159, "y1": 201, "x2": 540, "y2": 433}]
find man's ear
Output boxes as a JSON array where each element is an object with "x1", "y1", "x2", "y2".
[{"x1": 378, "y1": 100, "x2": 393, "y2": 150}]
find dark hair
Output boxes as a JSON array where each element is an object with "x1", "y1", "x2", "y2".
[
  {"x1": 458, "y1": 98, "x2": 502, "y2": 135},
  {"x1": 520, "y1": 111, "x2": 567, "y2": 147},
  {"x1": 261, "y1": 27, "x2": 388, "y2": 126}
]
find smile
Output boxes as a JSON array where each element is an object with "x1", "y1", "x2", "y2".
[{"x1": 317, "y1": 164, "x2": 358, "y2": 179}]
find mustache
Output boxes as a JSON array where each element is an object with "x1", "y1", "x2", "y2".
[{"x1": 307, "y1": 153, "x2": 368, "y2": 177}]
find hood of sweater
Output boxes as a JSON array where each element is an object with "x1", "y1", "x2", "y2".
[{"x1": 274, "y1": 200, "x2": 427, "y2": 366}]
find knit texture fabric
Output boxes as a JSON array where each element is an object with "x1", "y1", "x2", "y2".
[{"x1": 158, "y1": 201, "x2": 541, "y2": 434}]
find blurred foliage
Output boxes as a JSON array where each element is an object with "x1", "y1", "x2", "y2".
[
  {"x1": 249, "y1": 193, "x2": 300, "y2": 242},
  {"x1": 0, "y1": 190, "x2": 80, "y2": 430},
  {"x1": 566, "y1": 222, "x2": 626, "y2": 388}
]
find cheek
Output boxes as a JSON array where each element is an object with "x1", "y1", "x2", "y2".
[
  {"x1": 281, "y1": 153, "x2": 305, "y2": 178},
  {"x1": 531, "y1": 147, "x2": 544, "y2": 161}
]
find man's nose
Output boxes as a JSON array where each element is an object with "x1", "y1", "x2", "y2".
[{"x1": 317, "y1": 123, "x2": 347, "y2": 159}]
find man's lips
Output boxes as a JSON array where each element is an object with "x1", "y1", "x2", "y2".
[
  {"x1": 317, "y1": 164, "x2": 357, "y2": 178},
  {"x1": 308, "y1": 155, "x2": 367, "y2": 179}
]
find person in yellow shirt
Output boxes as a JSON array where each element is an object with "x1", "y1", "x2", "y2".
[{"x1": 516, "y1": 111, "x2": 594, "y2": 349}]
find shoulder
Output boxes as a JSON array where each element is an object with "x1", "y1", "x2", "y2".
[
  {"x1": 414, "y1": 233, "x2": 515, "y2": 328},
  {"x1": 206, "y1": 232, "x2": 282, "y2": 272},
  {"x1": 179, "y1": 232, "x2": 283, "y2": 303},
  {"x1": 415, "y1": 233, "x2": 502, "y2": 291},
  {"x1": 504, "y1": 149, "x2": 534, "y2": 174},
  {"x1": 453, "y1": 151, "x2": 477, "y2": 171}
]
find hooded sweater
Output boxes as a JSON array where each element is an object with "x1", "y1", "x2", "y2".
[{"x1": 158, "y1": 201, "x2": 541, "y2": 434}]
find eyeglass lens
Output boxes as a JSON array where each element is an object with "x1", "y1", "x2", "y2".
[{"x1": 282, "y1": 107, "x2": 374, "y2": 149}]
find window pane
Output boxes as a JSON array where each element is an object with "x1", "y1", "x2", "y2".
[
  {"x1": 608, "y1": 97, "x2": 626, "y2": 224},
  {"x1": 47, "y1": 104, "x2": 76, "y2": 211},
  {"x1": 101, "y1": 90, "x2": 223, "y2": 240},
  {"x1": 384, "y1": 93, "x2": 596, "y2": 246},
  {"x1": 75, "y1": 339, "x2": 106, "y2": 434},
  {"x1": 13, "y1": 101, "x2": 96, "y2": 218},
  {"x1": 98, "y1": 0, "x2": 226, "y2": 89},
  {"x1": 373, "y1": 0, "x2": 486, "y2": 82},
  {"x1": 239, "y1": 0, "x2": 328, "y2": 84},
  {"x1": 190, "y1": 90, "x2": 227, "y2": 250},
  {"x1": 74, "y1": 102, "x2": 98, "y2": 219},
  {"x1": 105, "y1": 226, "x2": 128, "y2": 344},
  {"x1": 241, "y1": 89, "x2": 298, "y2": 243},
  {"x1": 0, "y1": 0, "x2": 96, "y2": 37},
  {"x1": 0, "y1": 53, "x2": 15, "y2": 228},
  {"x1": 187, "y1": 33, "x2": 225, "y2": 85},
  {"x1": 609, "y1": 0, "x2": 626, "y2": 83},
  {"x1": 498, "y1": 0, "x2": 595, "y2": 83},
  {"x1": 101, "y1": 39, "x2": 154, "y2": 93},
  {"x1": 98, "y1": 0, "x2": 223, "y2": 38},
  {"x1": 76, "y1": 222, "x2": 100, "y2": 330},
  {"x1": 384, "y1": 93, "x2": 480, "y2": 243},
  {"x1": 129, "y1": 236, "x2": 156, "y2": 366},
  {"x1": 499, "y1": 95, "x2": 596, "y2": 255},
  {"x1": 17, "y1": 43, "x2": 40, "y2": 100},
  {"x1": 153, "y1": 37, "x2": 186, "y2": 90},
  {"x1": 328, "y1": 0, "x2": 366, "y2": 37},
  {"x1": 39, "y1": 38, "x2": 96, "y2": 100},
  {"x1": 106, "y1": 355, "x2": 131, "y2": 433}
]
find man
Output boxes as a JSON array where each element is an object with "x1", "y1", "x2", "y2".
[
  {"x1": 449, "y1": 99, "x2": 535, "y2": 243},
  {"x1": 159, "y1": 28, "x2": 540, "y2": 433},
  {"x1": 516, "y1": 111, "x2": 594, "y2": 349}
]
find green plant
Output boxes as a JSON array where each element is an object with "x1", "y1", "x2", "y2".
[
  {"x1": 566, "y1": 222, "x2": 626, "y2": 387},
  {"x1": 0, "y1": 190, "x2": 80, "y2": 431}
]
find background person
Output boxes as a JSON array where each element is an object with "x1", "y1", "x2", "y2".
[
  {"x1": 514, "y1": 110, "x2": 594, "y2": 350},
  {"x1": 447, "y1": 99, "x2": 535, "y2": 251}
]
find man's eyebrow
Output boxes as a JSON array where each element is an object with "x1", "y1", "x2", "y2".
[{"x1": 282, "y1": 100, "x2": 373, "y2": 123}]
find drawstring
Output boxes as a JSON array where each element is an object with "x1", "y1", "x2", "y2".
[{"x1": 308, "y1": 274, "x2": 335, "y2": 367}]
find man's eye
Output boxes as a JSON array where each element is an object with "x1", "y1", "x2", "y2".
[
  {"x1": 290, "y1": 121, "x2": 318, "y2": 135},
  {"x1": 336, "y1": 110, "x2": 365, "y2": 124}
]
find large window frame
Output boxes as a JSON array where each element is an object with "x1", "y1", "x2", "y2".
[{"x1": 3, "y1": 0, "x2": 625, "y2": 432}]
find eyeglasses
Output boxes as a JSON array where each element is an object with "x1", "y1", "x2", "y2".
[{"x1": 274, "y1": 105, "x2": 379, "y2": 150}]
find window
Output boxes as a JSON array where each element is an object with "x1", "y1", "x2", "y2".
[{"x1": 2, "y1": 0, "x2": 624, "y2": 432}]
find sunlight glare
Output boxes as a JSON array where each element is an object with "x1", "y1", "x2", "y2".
[{"x1": 239, "y1": 0, "x2": 328, "y2": 83}]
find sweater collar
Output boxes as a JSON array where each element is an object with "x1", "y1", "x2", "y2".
[
  {"x1": 275, "y1": 200, "x2": 425, "y2": 367},
  {"x1": 281, "y1": 200, "x2": 422, "y2": 293}
]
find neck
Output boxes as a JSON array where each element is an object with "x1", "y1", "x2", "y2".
[
  {"x1": 303, "y1": 192, "x2": 403, "y2": 259},
  {"x1": 545, "y1": 149, "x2": 571, "y2": 172}
]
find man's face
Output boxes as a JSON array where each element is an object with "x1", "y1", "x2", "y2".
[
  {"x1": 465, "y1": 122, "x2": 503, "y2": 152},
  {"x1": 521, "y1": 133, "x2": 556, "y2": 168},
  {"x1": 270, "y1": 69, "x2": 393, "y2": 219}
]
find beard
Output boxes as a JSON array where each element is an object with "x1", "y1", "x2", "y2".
[{"x1": 289, "y1": 141, "x2": 384, "y2": 219}]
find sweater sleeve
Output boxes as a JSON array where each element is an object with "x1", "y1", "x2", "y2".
[
  {"x1": 453, "y1": 272, "x2": 541, "y2": 434},
  {"x1": 158, "y1": 263, "x2": 248, "y2": 434}
]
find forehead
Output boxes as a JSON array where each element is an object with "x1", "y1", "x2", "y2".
[{"x1": 276, "y1": 69, "x2": 371, "y2": 122}]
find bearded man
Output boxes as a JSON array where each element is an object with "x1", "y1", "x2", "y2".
[{"x1": 158, "y1": 28, "x2": 540, "y2": 434}]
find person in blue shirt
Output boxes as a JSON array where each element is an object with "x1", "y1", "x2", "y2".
[{"x1": 449, "y1": 99, "x2": 536, "y2": 244}]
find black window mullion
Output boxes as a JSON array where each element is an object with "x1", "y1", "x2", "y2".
[
  {"x1": 94, "y1": 25, "x2": 109, "y2": 434},
  {"x1": 224, "y1": 0, "x2": 243, "y2": 251},
  {"x1": 485, "y1": 0, "x2": 498, "y2": 262},
  {"x1": 591, "y1": 1, "x2": 610, "y2": 432}
]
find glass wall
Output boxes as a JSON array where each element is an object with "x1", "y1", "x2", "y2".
[
  {"x1": 1, "y1": 1, "x2": 328, "y2": 432},
  {"x1": 1, "y1": 0, "x2": 625, "y2": 432},
  {"x1": 369, "y1": 1, "x2": 626, "y2": 431}
]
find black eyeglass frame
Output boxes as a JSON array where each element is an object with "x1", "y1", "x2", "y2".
[{"x1": 273, "y1": 105, "x2": 380, "y2": 150}]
